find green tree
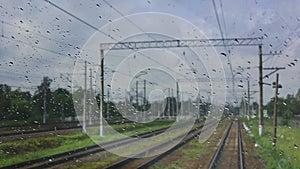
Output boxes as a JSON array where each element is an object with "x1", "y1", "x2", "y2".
[
  {"x1": 96, "y1": 93, "x2": 122, "y2": 120},
  {"x1": 252, "y1": 102, "x2": 259, "y2": 115},
  {"x1": 50, "y1": 88, "x2": 75, "y2": 122},
  {"x1": 264, "y1": 97, "x2": 286, "y2": 117},
  {"x1": 295, "y1": 88, "x2": 300, "y2": 101},
  {"x1": 281, "y1": 109, "x2": 293, "y2": 125},
  {"x1": 32, "y1": 77, "x2": 52, "y2": 123},
  {"x1": 72, "y1": 87, "x2": 83, "y2": 119},
  {"x1": 0, "y1": 84, "x2": 11, "y2": 120},
  {"x1": 8, "y1": 89, "x2": 32, "y2": 120},
  {"x1": 294, "y1": 92, "x2": 300, "y2": 119}
]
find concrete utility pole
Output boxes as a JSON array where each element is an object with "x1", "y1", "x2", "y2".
[
  {"x1": 258, "y1": 44, "x2": 264, "y2": 136},
  {"x1": 197, "y1": 92, "x2": 200, "y2": 118},
  {"x1": 168, "y1": 88, "x2": 171, "y2": 119},
  {"x1": 247, "y1": 78, "x2": 250, "y2": 119},
  {"x1": 43, "y1": 87, "x2": 47, "y2": 124},
  {"x1": 89, "y1": 68, "x2": 93, "y2": 125},
  {"x1": 82, "y1": 60, "x2": 87, "y2": 133},
  {"x1": 273, "y1": 73, "x2": 279, "y2": 146},
  {"x1": 171, "y1": 88, "x2": 174, "y2": 118},
  {"x1": 176, "y1": 82, "x2": 180, "y2": 121},
  {"x1": 136, "y1": 81, "x2": 139, "y2": 107},
  {"x1": 107, "y1": 89, "x2": 110, "y2": 120},
  {"x1": 144, "y1": 79, "x2": 146, "y2": 121},
  {"x1": 243, "y1": 95, "x2": 247, "y2": 116},
  {"x1": 99, "y1": 49, "x2": 104, "y2": 137}
]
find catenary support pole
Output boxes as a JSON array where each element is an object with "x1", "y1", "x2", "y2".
[
  {"x1": 258, "y1": 44, "x2": 264, "y2": 136},
  {"x1": 82, "y1": 60, "x2": 87, "y2": 133},
  {"x1": 144, "y1": 79, "x2": 146, "y2": 121},
  {"x1": 99, "y1": 49, "x2": 104, "y2": 137},
  {"x1": 89, "y1": 68, "x2": 93, "y2": 125},
  {"x1": 273, "y1": 73, "x2": 279, "y2": 146},
  {"x1": 247, "y1": 78, "x2": 250, "y2": 120},
  {"x1": 43, "y1": 86, "x2": 47, "y2": 124},
  {"x1": 176, "y1": 82, "x2": 180, "y2": 121}
]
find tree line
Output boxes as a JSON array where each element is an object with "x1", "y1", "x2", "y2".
[
  {"x1": 264, "y1": 89, "x2": 300, "y2": 125},
  {"x1": 0, "y1": 76, "x2": 125, "y2": 125},
  {"x1": 1, "y1": 76, "x2": 299, "y2": 125},
  {"x1": 0, "y1": 77, "x2": 76, "y2": 124}
]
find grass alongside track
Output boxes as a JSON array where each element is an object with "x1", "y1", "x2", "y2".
[
  {"x1": 65, "y1": 120, "x2": 204, "y2": 169},
  {"x1": 243, "y1": 118, "x2": 300, "y2": 169},
  {"x1": 0, "y1": 132, "x2": 93, "y2": 167},
  {"x1": 0, "y1": 120, "x2": 174, "y2": 167},
  {"x1": 150, "y1": 117, "x2": 231, "y2": 169}
]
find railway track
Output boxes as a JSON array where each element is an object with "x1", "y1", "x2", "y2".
[
  {"x1": 0, "y1": 120, "x2": 132, "y2": 137},
  {"x1": 0, "y1": 120, "x2": 137, "y2": 143},
  {"x1": 102, "y1": 120, "x2": 219, "y2": 169},
  {"x1": 0, "y1": 126, "x2": 170, "y2": 169},
  {"x1": 0, "y1": 123, "x2": 81, "y2": 137},
  {"x1": 208, "y1": 119, "x2": 244, "y2": 169},
  {"x1": 1, "y1": 119, "x2": 224, "y2": 169},
  {"x1": 1, "y1": 120, "x2": 197, "y2": 169}
]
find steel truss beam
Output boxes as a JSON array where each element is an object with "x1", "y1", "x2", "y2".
[
  {"x1": 100, "y1": 37, "x2": 262, "y2": 50},
  {"x1": 177, "y1": 77, "x2": 247, "y2": 83}
]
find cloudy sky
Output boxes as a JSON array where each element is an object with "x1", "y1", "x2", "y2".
[{"x1": 0, "y1": 0, "x2": 299, "y2": 105}]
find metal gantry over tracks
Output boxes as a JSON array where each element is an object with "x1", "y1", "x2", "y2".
[
  {"x1": 99, "y1": 37, "x2": 266, "y2": 137},
  {"x1": 100, "y1": 37, "x2": 262, "y2": 50}
]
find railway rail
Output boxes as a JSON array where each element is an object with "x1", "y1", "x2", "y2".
[
  {"x1": 208, "y1": 119, "x2": 244, "y2": 169},
  {"x1": 103, "y1": 120, "x2": 219, "y2": 169},
  {"x1": 0, "y1": 122, "x2": 81, "y2": 137},
  {"x1": 0, "y1": 120, "x2": 132, "y2": 137},
  {"x1": 1, "y1": 119, "x2": 198, "y2": 169},
  {"x1": 1, "y1": 118, "x2": 235, "y2": 169},
  {"x1": 0, "y1": 126, "x2": 169, "y2": 169}
]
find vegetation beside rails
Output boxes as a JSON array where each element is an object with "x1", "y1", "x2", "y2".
[
  {"x1": 0, "y1": 132, "x2": 93, "y2": 167},
  {"x1": 149, "y1": 117, "x2": 231, "y2": 169},
  {"x1": 112, "y1": 120, "x2": 175, "y2": 135},
  {"x1": 0, "y1": 120, "x2": 174, "y2": 167},
  {"x1": 243, "y1": 118, "x2": 300, "y2": 169}
]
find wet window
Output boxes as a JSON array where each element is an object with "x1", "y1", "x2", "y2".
[{"x1": 0, "y1": 0, "x2": 299, "y2": 168}]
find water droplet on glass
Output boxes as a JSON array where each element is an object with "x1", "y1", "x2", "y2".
[{"x1": 220, "y1": 52, "x2": 226, "y2": 56}]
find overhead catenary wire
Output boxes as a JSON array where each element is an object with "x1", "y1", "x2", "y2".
[
  {"x1": 44, "y1": 0, "x2": 194, "y2": 81},
  {"x1": 211, "y1": 0, "x2": 236, "y2": 102},
  {"x1": 2, "y1": 1, "x2": 265, "y2": 100},
  {"x1": 0, "y1": 19, "x2": 79, "y2": 50},
  {"x1": 44, "y1": 0, "x2": 114, "y2": 41},
  {"x1": 101, "y1": 0, "x2": 202, "y2": 82}
]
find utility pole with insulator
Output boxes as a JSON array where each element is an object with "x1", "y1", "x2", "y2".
[
  {"x1": 144, "y1": 79, "x2": 146, "y2": 121},
  {"x1": 247, "y1": 78, "x2": 250, "y2": 120},
  {"x1": 89, "y1": 68, "x2": 93, "y2": 125},
  {"x1": 258, "y1": 44, "x2": 264, "y2": 136},
  {"x1": 136, "y1": 80, "x2": 139, "y2": 107},
  {"x1": 82, "y1": 60, "x2": 87, "y2": 133},
  {"x1": 107, "y1": 88, "x2": 110, "y2": 120},
  {"x1": 176, "y1": 82, "x2": 180, "y2": 121},
  {"x1": 43, "y1": 86, "x2": 47, "y2": 124},
  {"x1": 273, "y1": 73, "x2": 281, "y2": 146},
  {"x1": 99, "y1": 49, "x2": 104, "y2": 137}
]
